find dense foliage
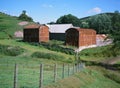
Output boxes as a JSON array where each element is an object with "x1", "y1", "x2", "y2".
[
  {"x1": 80, "y1": 45, "x2": 120, "y2": 58},
  {"x1": 18, "y1": 10, "x2": 33, "y2": 22},
  {"x1": 56, "y1": 14, "x2": 80, "y2": 26},
  {"x1": 56, "y1": 11, "x2": 120, "y2": 35},
  {"x1": 31, "y1": 51, "x2": 65, "y2": 61},
  {"x1": 29, "y1": 41, "x2": 75, "y2": 55},
  {"x1": 0, "y1": 44, "x2": 24, "y2": 56}
]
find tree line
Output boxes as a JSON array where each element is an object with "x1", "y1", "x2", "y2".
[
  {"x1": 51, "y1": 11, "x2": 120, "y2": 49},
  {"x1": 54, "y1": 11, "x2": 120, "y2": 35}
]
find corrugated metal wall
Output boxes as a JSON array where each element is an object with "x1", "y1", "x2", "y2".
[
  {"x1": 66, "y1": 28, "x2": 96, "y2": 47},
  {"x1": 23, "y1": 25, "x2": 49, "y2": 42}
]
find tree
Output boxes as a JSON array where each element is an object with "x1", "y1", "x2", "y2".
[
  {"x1": 111, "y1": 11, "x2": 120, "y2": 31},
  {"x1": 111, "y1": 11, "x2": 120, "y2": 48},
  {"x1": 56, "y1": 14, "x2": 80, "y2": 27},
  {"x1": 18, "y1": 10, "x2": 33, "y2": 22},
  {"x1": 80, "y1": 21, "x2": 89, "y2": 28},
  {"x1": 88, "y1": 14, "x2": 112, "y2": 34},
  {"x1": 47, "y1": 21, "x2": 56, "y2": 24}
]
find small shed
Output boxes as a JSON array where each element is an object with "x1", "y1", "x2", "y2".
[
  {"x1": 23, "y1": 24, "x2": 49, "y2": 42},
  {"x1": 47, "y1": 24, "x2": 73, "y2": 41},
  {"x1": 65, "y1": 28, "x2": 96, "y2": 47}
]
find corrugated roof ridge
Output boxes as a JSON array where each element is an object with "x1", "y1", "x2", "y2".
[{"x1": 24, "y1": 24, "x2": 41, "y2": 29}]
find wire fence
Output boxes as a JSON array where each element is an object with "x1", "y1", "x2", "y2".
[{"x1": 0, "y1": 63, "x2": 85, "y2": 88}]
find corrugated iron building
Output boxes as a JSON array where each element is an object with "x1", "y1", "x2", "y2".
[
  {"x1": 47, "y1": 24, "x2": 73, "y2": 41},
  {"x1": 23, "y1": 24, "x2": 49, "y2": 42},
  {"x1": 65, "y1": 28, "x2": 96, "y2": 47}
]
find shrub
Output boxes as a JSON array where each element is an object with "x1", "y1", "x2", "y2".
[
  {"x1": 41, "y1": 43, "x2": 75, "y2": 55},
  {"x1": 104, "y1": 71, "x2": 120, "y2": 83},
  {"x1": 31, "y1": 51, "x2": 65, "y2": 61},
  {"x1": 0, "y1": 44, "x2": 24, "y2": 56}
]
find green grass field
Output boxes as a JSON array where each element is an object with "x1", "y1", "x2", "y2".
[
  {"x1": 0, "y1": 39, "x2": 120, "y2": 88},
  {"x1": 45, "y1": 67, "x2": 120, "y2": 88}
]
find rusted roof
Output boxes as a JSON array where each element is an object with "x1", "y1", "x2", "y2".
[
  {"x1": 24, "y1": 24, "x2": 40, "y2": 29},
  {"x1": 66, "y1": 27, "x2": 96, "y2": 32}
]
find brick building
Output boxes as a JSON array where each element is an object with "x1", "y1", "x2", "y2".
[
  {"x1": 23, "y1": 24, "x2": 49, "y2": 42},
  {"x1": 65, "y1": 28, "x2": 96, "y2": 47}
]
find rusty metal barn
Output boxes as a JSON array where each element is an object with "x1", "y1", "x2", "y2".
[
  {"x1": 65, "y1": 28, "x2": 96, "y2": 47},
  {"x1": 23, "y1": 24, "x2": 49, "y2": 42}
]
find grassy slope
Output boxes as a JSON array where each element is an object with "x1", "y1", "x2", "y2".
[
  {"x1": 45, "y1": 67, "x2": 120, "y2": 88},
  {"x1": 0, "y1": 12, "x2": 22, "y2": 38},
  {"x1": 79, "y1": 45, "x2": 120, "y2": 62},
  {"x1": 0, "y1": 39, "x2": 74, "y2": 88},
  {"x1": 0, "y1": 39, "x2": 73, "y2": 59},
  {"x1": 0, "y1": 12, "x2": 23, "y2": 38},
  {"x1": 0, "y1": 39, "x2": 120, "y2": 88}
]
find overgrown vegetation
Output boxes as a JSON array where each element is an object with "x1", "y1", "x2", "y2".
[
  {"x1": 104, "y1": 71, "x2": 120, "y2": 83},
  {"x1": 80, "y1": 45, "x2": 120, "y2": 58},
  {"x1": 0, "y1": 44, "x2": 24, "y2": 56},
  {"x1": 31, "y1": 51, "x2": 65, "y2": 61},
  {"x1": 18, "y1": 10, "x2": 33, "y2": 22},
  {"x1": 29, "y1": 40, "x2": 75, "y2": 55},
  {"x1": 45, "y1": 67, "x2": 120, "y2": 88}
]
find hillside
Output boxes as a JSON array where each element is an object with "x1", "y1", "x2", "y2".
[
  {"x1": 79, "y1": 12, "x2": 114, "y2": 21},
  {"x1": 0, "y1": 12, "x2": 27, "y2": 39},
  {"x1": 0, "y1": 39, "x2": 120, "y2": 88}
]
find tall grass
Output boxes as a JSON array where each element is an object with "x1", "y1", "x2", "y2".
[
  {"x1": 31, "y1": 51, "x2": 65, "y2": 61},
  {"x1": 80, "y1": 45, "x2": 120, "y2": 58},
  {"x1": 0, "y1": 44, "x2": 24, "y2": 56},
  {"x1": 29, "y1": 41, "x2": 75, "y2": 55}
]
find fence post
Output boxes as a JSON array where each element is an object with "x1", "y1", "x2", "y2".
[
  {"x1": 14, "y1": 64, "x2": 18, "y2": 88},
  {"x1": 75, "y1": 63, "x2": 78, "y2": 72},
  {"x1": 68, "y1": 64, "x2": 70, "y2": 76},
  {"x1": 54, "y1": 63, "x2": 57, "y2": 83},
  {"x1": 78, "y1": 63, "x2": 79, "y2": 72},
  {"x1": 62, "y1": 64, "x2": 65, "y2": 79},
  {"x1": 73, "y1": 64, "x2": 75, "y2": 74},
  {"x1": 78, "y1": 63, "x2": 80, "y2": 71},
  {"x1": 39, "y1": 64, "x2": 43, "y2": 88}
]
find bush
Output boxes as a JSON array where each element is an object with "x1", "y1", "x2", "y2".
[
  {"x1": 104, "y1": 71, "x2": 120, "y2": 83},
  {"x1": 31, "y1": 51, "x2": 65, "y2": 61},
  {"x1": 41, "y1": 43, "x2": 75, "y2": 55},
  {"x1": 79, "y1": 45, "x2": 120, "y2": 58},
  {"x1": 0, "y1": 44, "x2": 24, "y2": 56},
  {"x1": 29, "y1": 42, "x2": 75, "y2": 55}
]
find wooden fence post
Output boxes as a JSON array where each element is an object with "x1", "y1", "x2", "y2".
[
  {"x1": 68, "y1": 64, "x2": 70, "y2": 76},
  {"x1": 78, "y1": 63, "x2": 79, "y2": 72},
  {"x1": 62, "y1": 64, "x2": 65, "y2": 79},
  {"x1": 14, "y1": 64, "x2": 18, "y2": 88},
  {"x1": 78, "y1": 63, "x2": 80, "y2": 71},
  {"x1": 39, "y1": 64, "x2": 43, "y2": 88},
  {"x1": 54, "y1": 64, "x2": 57, "y2": 82},
  {"x1": 73, "y1": 64, "x2": 75, "y2": 74},
  {"x1": 76, "y1": 64, "x2": 77, "y2": 73}
]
